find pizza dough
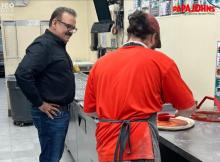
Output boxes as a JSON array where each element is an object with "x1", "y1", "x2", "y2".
[
  {"x1": 158, "y1": 118, "x2": 188, "y2": 127},
  {"x1": 191, "y1": 111, "x2": 220, "y2": 122},
  {"x1": 157, "y1": 116, "x2": 195, "y2": 131}
]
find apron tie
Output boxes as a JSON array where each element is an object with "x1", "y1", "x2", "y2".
[{"x1": 98, "y1": 117, "x2": 152, "y2": 162}]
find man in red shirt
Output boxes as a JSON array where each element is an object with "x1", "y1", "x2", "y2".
[{"x1": 84, "y1": 10, "x2": 196, "y2": 162}]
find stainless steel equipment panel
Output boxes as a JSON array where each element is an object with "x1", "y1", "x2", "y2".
[
  {"x1": 74, "y1": 73, "x2": 88, "y2": 101},
  {"x1": 66, "y1": 100, "x2": 98, "y2": 162}
]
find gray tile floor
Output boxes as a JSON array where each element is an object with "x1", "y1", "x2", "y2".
[{"x1": 0, "y1": 78, "x2": 74, "y2": 162}]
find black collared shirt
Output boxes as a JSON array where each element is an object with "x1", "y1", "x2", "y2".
[{"x1": 15, "y1": 29, "x2": 75, "y2": 107}]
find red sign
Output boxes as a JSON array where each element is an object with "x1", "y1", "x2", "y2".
[{"x1": 173, "y1": 4, "x2": 215, "y2": 13}]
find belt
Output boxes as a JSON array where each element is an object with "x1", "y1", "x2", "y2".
[
  {"x1": 58, "y1": 104, "x2": 70, "y2": 111},
  {"x1": 98, "y1": 116, "x2": 152, "y2": 162}
]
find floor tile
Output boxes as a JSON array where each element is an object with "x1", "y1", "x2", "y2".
[
  {"x1": 0, "y1": 151, "x2": 12, "y2": 160},
  {"x1": 12, "y1": 157, "x2": 38, "y2": 162},
  {"x1": 0, "y1": 78, "x2": 74, "y2": 162},
  {"x1": 0, "y1": 160, "x2": 12, "y2": 162}
]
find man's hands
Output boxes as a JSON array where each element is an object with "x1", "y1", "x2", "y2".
[
  {"x1": 175, "y1": 104, "x2": 197, "y2": 117},
  {"x1": 39, "y1": 102, "x2": 60, "y2": 119}
]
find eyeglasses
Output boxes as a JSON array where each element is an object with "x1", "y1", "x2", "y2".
[{"x1": 57, "y1": 19, "x2": 77, "y2": 33}]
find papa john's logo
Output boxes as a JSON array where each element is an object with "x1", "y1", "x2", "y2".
[{"x1": 172, "y1": 0, "x2": 220, "y2": 15}]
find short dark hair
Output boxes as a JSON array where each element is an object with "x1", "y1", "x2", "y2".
[
  {"x1": 49, "y1": 7, "x2": 77, "y2": 27},
  {"x1": 127, "y1": 10, "x2": 157, "y2": 40}
]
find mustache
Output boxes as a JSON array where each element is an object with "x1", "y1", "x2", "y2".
[{"x1": 65, "y1": 32, "x2": 73, "y2": 37}]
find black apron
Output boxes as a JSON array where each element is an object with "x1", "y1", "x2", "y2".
[{"x1": 98, "y1": 116, "x2": 155, "y2": 162}]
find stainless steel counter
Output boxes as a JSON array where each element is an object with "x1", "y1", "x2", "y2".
[
  {"x1": 159, "y1": 120, "x2": 220, "y2": 162},
  {"x1": 65, "y1": 101, "x2": 98, "y2": 162}
]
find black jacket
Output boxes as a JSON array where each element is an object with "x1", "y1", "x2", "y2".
[{"x1": 15, "y1": 29, "x2": 75, "y2": 107}]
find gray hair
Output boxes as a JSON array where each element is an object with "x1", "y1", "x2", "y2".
[{"x1": 49, "y1": 7, "x2": 77, "y2": 26}]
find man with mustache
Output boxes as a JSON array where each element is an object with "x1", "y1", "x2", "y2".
[
  {"x1": 15, "y1": 7, "x2": 77, "y2": 162},
  {"x1": 84, "y1": 10, "x2": 196, "y2": 162}
]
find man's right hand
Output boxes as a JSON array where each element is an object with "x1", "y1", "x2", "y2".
[
  {"x1": 39, "y1": 102, "x2": 60, "y2": 119},
  {"x1": 175, "y1": 104, "x2": 197, "y2": 117}
]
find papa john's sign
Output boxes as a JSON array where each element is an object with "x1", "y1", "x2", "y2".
[{"x1": 172, "y1": 0, "x2": 220, "y2": 15}]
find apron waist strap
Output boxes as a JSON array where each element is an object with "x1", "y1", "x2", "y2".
[{"x1": 98, "y1": 117, "x2": 151, "y2": 162}]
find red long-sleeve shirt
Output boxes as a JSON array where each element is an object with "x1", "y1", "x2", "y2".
[{"x1": 84, "y1": 46, "x2": 194, "y2": 161}]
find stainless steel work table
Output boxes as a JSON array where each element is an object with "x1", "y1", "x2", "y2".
[{"x1": 159, "y1": 120, "x2": 220, "y2": 162}]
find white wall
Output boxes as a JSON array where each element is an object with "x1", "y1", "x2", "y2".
[
  {"x1": 158, "y1": 14, "x2": 220, "y2": 105},
  {"x1": 0, "y1": 0, "x2": 96, "y2": 75},
  {"x1": 123, "y1": 1, "x2": 220, "y2": 105}
]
